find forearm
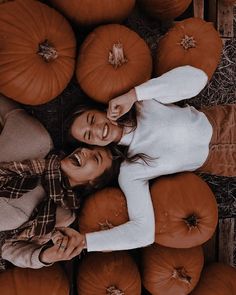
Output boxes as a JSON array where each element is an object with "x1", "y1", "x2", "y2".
[
  {"x1": 134, "y1": 65, "x2": 208, "y2": 103},
  {"x1": 0, "y1": 94, "x2": 20, "y2": 123},
  {"x1": 1, "y1": 241, "x2": 51, "y2": 269}
]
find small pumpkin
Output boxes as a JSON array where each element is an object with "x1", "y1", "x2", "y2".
[
  {"x1": 138, "y1": 0, "x2": 192, "y2": 20},
  {"x1": 151, "y1": 172, "x2": 218, "y2": 248},
  {"x1": 78, "y1": 187, "x2": 129, "y2": 233},
  {"x1": 0, "y1": 264, "x2": 69, "y2": 295},
  {"x1": 51, "y1": 0, "x2": 135, "y2": 26},
  {"x1": 142, "y1": 244, "x2": 204, "y2": 295},
  {"x1": 0, "y1": 0, "x2": 76, "y2": 105},
  {"x1": 156, "y1": 18, "x2": 222, "y2": 79},
  {"x1": 190, "y1": 263, "x2": 236, "y2": 295},
  {"x1": 76, "y1": 24, "x2": 152, "y2": 104},
  {"x1": 77, "y1": 252, "x2": 141, "y2": 295}
]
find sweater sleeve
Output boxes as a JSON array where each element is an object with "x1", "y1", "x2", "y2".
[
  {"x1": 85, "y1": 165, "x2": 155, "y2": 251},
  {"x1": 1, "y1": 240, "x2": 52, "y2": 269},
  {"x1": 134, "y1": 66, "x2": 208, "y2": 104}
]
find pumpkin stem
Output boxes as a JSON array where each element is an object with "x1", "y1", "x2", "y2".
[
  {"x1": 172, "y1": 267, "x2": 191, "y2": 285},
  {"x1": 184, "y1": 214, "x2": 198, "y2": 229},
  {"x1": 98, "y1": 220, "x2": 114, "y2": 230},
  {"x1": 108, "y1": 43, "x2": 128, "y2": 69},
  {"x1": 180, "y1": 35, "x2": 197, "y2": 50},
  {"x1": 38, "y1": 40, "x2": 58, "y2": 62},
  {"x1": 106, "y1": 286, "x2": 124, "y2": 295}
]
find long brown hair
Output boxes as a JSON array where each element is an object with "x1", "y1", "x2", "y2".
[{"x1": 64, "y1": 104, "x2": 154, "y2": 164}]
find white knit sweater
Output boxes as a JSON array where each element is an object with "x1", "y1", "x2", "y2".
[{"x1": 86, "y1": 66, "x2": 212, "y2": 251}]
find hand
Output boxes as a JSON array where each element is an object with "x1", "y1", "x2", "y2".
[
  {"x1": 39, "y1": 228, "x2": 86, "y2": 264},
  {"x1": 107, "y1": 89, "x2": 137, "y2": 121}
]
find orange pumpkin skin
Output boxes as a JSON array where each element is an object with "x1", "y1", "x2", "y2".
[
  {"x1": 51, "y1": 0, "x2": 135, "y2": 26},
  {"x1": 77, "y1": 252, "x2": 141, "y2": 295},
  {"x1": 0, "y1": 264, "x2": 69, "y2": 295},
  {"x1": 190, "y1": 263, "x2": 236, "y2": 295},
  {"x1": 76, "y1": 24, "x2": 152, "y2": 104},
  {"x1": 156, "y1": 18, "x2": 222, "y2": 80},
  {"x1": 142, "y1": 244, "x2": 204, "y2": 295},
  {"x1": 78, "y1": 187, "x2": 129, "y2": 233},
  {"x1": 139, "y1": 0, "x2": 192, "y2": 20},
  {"x1": 151, "y1": 172, "x2": 218, "y2": 248},
  {"x1": 0, "y1": 0, "x2": 76, "y2": 105}
]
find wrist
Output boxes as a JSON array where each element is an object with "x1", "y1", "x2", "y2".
[{"x1": 39, "y1": 248, "x2": 53, "y2": 265}]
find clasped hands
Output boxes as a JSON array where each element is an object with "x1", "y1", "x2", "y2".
[{"x1": 39, "y1": 227, "x2": 86, "y2": 264}]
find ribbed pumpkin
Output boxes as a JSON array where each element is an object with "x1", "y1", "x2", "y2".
[
  {"x1": 0, "y1": 264, "x2": 69, "y2": 295},
  {"x1": 78, "y1": 187, "x2": 129, "y2": 233},
  {"x1": 190, "y1": 263, "x2": 236, "y2": 295},
  {"x1": 76, "y1": 24, "x2": 152, "y2": 104},
  {"x1": 151, "y1": 172, "x2": 218, "y2": 248},
  {"x1": 0, "y1": 0, "x2": 76, "y2": 105},
  {"x1": 156, "y1": 18, "x2": 222, "y2": 79},
  {"x1": 138, "y1": 0, "x2": 192, "y2": 20},
  {"x1": 77, "y1": 252, "x2": 141, "y2": 295},
  {"x1": 142, "y1": 244, "x2": 204, "y2": 295},
  {"x1": 51, "y1": 0, "x2": 135, "y2": 26}
]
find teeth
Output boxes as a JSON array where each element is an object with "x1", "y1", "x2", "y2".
[
  {"x1": 103, "y1": 124, "x2": 108, "y2": 138},
  {"x1": 74, "y1": 154, "x2": 81, "y2": 166}
]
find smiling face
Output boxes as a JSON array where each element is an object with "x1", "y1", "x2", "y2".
[
  {"x1": 70, "y1": 109, "x2": 123, "y2": 146},
  {"x1": 60, "y1": 146, "x2": 112, "y2": 187}
]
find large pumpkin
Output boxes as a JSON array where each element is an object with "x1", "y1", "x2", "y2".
[
  {"x1": 138, "y1": 0, "x2": 192, "y2": 20},
  {"x1": 78, "y1": 187, "x2": 129, "y2": 233},
  {"x1": 0, "y1": 264, "x2": 69, "y2": 295},
  {"x1": 77, "y1": 252, "x2": 141, "y2": 295},
  {"x1": 190, "y1": 263, "x2": 236, "y2": 295},
  {"x1": 51, "y1": 0, "x2": 135, "y2": 26},
  {"x1": 76, "y1": 24, "x2": 152, "y2": 104},
  {"x1": 151, "y1": 172, "x2": 218, "y2": 248},
  {"x1": 142, "y1": 244, "x2": 204, "y2": 295},
  {"x1": 156, "y1": 18, "x2": 222, "y2": 79},
  {"x1": 0, "y1": 0, "x2": 76, "y2": 105}
]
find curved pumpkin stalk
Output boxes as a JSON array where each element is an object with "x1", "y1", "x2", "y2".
[
  {"x1": 38, "y1": 40, "x2": 58, "y2": 62},
  {"x1": 108, "y1": 43, "x2": 128, "y2": 69},
  {"x1": 106, "y1": 286, "x2": 125, "y2": 295}
]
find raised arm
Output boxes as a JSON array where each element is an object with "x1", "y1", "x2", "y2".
[
  {"x1": 84, "y1": 166, "x2": 155, "y2": 251},
  {"x1": 107, "y1": 66, "x2": 208, "y2": 121}
]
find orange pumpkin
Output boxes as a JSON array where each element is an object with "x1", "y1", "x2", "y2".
[
  {"x1": 151, "y1": 172, "x2": 218, "y2": 248},
  {"x1": 51, "y1": 0, "x2": 135, "y2": 26},
  {"x1": 142, "y1": 244, "x2": 204, "y2": 295},
  {"x1": 0, "y1": 264, "x2": 69, "y2": 295},
  {"x1": 156, "y1": 18, "x2": 222, "y2": 79},
  {"x1": 76, "y1": 24, "x2": 152, "y2": 104},
  {"x1": 138, "y1": 0, "x2": 192, "y2": 20},
  {"x1": 0, "y1": 0, "x2": 76, "y2": 105},
  {"x1": 190, "y1": 263, "x2": 236, "y2": 295},
  {"x1": 77, "y1": 252, "x2": 141, "y2": 295},
  {"x1": 78, "y1": 187, "x2": 129, "y2": 233}
]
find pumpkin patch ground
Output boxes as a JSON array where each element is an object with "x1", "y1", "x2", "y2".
[{"x1": 0, "y1": 0, "x2": 235, "y2": 295}]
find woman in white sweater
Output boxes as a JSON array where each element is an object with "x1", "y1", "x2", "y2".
[{"x1": 65, "y1": 65, "x2": 236, "y2": 252}]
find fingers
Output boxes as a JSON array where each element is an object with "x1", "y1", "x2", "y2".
[{"x1": 57, "y1": 236, "x2": 69, "y2": 254}]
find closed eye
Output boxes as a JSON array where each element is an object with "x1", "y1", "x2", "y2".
[{"x1": 91, "y1": 115, "x2": 95, "y2": 125}]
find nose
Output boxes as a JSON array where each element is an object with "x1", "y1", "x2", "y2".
[
  {"x1": 91, "y1": 122, "x2": 104, "y2": 139},
  {"x1": 81, "y1": 148, "x2": 94, "y2": 159}
]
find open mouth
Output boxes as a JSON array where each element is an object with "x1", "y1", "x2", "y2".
[
  {"x1": 102, "y1": 123, "x2": 109, "y2": 139},
  {"x1": 69, "y1": 151, "x2": 82, "y2": 167}
]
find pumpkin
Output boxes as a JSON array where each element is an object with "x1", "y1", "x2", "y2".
[
  {"x1": 138, "y1": 0, "x2": 192, "y2": 20},
  {"x1": 78, "y1": 187, "x2": 129, "y2": 233},
  {"x1": 151, "y1": 172, "x2": 218, "y2": 248},
  {"x1": 156, "y1": 18, "x2": 222, "y2": 79},
  {"x1": 0, "y1": 0, "x2": 76, "y2": 105},
  {"x1": 76, "y1": 24, "x2": 152, "y2": 104},
  {"x1": 190, "y1": 263, "x2": 236, "y2": 295},
  {"x1": 0, "y1": 264, "x2": 69, "y2": 295},
  {"x1": 77, "y1": 252, "x2": 141, "y2": 295},
  {"x1": 142, "y1": 244, "x2": 204, "y2": 295},
  {"x1": 50, "y1": 0, "x2": 135, "y2": 26}
]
